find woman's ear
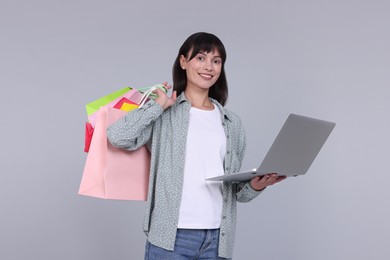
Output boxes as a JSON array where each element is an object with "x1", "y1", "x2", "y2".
[{"x1": 180, "y1": 55, "x2": 186, "y2": 70}]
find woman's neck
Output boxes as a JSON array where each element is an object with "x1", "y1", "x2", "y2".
[{"x1": 184, "y1": 88, "x2": 214, "y2": 110}]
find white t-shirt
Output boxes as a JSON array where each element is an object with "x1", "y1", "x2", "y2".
[{"x1": 177, "y1": 106, "x2": 226, "y2": 229}]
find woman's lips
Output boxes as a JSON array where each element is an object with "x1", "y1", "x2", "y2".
[{"x1": 199, "y1": 73, "x2": 213, "y2": 79}]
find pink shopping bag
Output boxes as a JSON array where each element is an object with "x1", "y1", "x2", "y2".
[
  {"x1": 87, "y1": 88, "x2": 143, "y2": 128},
  {"x1": 84, "y1": 122, "x2": 94, "y2": 153},
  {"x1": 79, "y1": 106, "x2": 150, "y2": 201}
]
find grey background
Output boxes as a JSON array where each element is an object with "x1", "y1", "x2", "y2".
[{"x1": 1, "y1": 0, "x2": 389, "y2": 259}]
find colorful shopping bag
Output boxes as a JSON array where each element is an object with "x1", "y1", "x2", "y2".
[
  {"x1": 84, "y1": 89, "x2": 142, "y2": 154},
  {"x1": 79, "y1": 106, "x2": 150, "y2": 200},
  {"x1": 84, "y1": 122, "x2": 94, "y2": 153},
  {"x1": 85, "y1": 87, "x2": 132, "y2": 116},
  {"x1": 86, "y1": 84, "x2": 167, "y2": 127},
  {"x1": 113, "y1": 97, "x2": 139, "y2": 112},
  {"x1": 87, "y1": 88, "x2": 142, "y2": 128}
]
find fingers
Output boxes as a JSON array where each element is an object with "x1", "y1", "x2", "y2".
[
  {"x1": 275, "y1": 176, "x2": 287, "y2": 183},
  {"x1": 162, "y1": 82, "x2": 172, "y2": 90},
  {"x1": 250, "y1": 173, "x2": 285, "y2": 190},
  {"x1": 155, "y1": 86, "x2": 177, "y2": 110},
  {"x1": 155, "y1": 87, "x2": 167, "y2": 99},
  {"x1": 154, "y1": 88, "x2": 168, "y2": 109},
  {"x1": 265, "y1": 174, "x2": 286, "y2": 185},
  {"x1": 171, "y1": 90, "x2": 177, "y2": 102},
  {"x1": 260, "y1": 173, "x2": 279, "y2": 184}
]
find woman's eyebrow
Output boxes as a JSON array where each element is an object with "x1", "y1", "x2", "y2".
[{"x1": 197, "y1": 51, "x2": 222, "y2": 58}]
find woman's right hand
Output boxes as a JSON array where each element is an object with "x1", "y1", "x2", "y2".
[{"x1": 155, "y1": 82, "x2": 177, "y2": 110}]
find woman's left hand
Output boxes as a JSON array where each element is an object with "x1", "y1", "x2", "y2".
[
  {"x1": 250, "y1": 173, "x2": 287, "y2": 191},
  {"x1": 155, "y1": 82, "x2": 177, "y2": 110}
]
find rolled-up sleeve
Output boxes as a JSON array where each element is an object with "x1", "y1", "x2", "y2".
[{"x1": 235, "y1": 182, "x2": 264, "y2": 202}]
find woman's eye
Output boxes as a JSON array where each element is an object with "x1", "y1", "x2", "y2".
[
  {"x1": 214, "y1": 59, "x2": 222, "y2": 64},
  {"x1": 197, "y1": 56, "x2": 205, "y2": 61}
]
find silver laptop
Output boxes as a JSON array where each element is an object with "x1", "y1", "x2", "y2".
[{"x1": 207, "y1": 113, "x2": 336, "y2": 182}]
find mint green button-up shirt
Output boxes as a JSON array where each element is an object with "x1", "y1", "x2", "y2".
[{"x1": 107, "y1": 93, "x2": 262, "y2": 258}]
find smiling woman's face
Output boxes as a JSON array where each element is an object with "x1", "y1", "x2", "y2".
[{"x1": 180, "y1": 49, "x2": 222, "y2": 92}]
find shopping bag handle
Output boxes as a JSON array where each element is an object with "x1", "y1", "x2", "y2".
[{"x1": 138, "y1": 84, "x2": 167, "y2": 108}]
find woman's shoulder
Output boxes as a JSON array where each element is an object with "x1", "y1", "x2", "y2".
[{"x1": 212, "y1": 101, "x2": 244, "y2": 126}]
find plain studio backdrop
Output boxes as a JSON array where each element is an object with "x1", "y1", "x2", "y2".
[{"x1": 1, "y1": 0, "x2": 389, "y2": 259}]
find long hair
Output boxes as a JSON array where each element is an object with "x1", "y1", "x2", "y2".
[{"x1": 172, "y1": 32, "x2": 228, "y2": 106}]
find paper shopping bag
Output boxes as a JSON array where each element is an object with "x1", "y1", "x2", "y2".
[
  {"x1": 87, "y1": 88, "x2": 142, "y2": 128},
  {"x1": 113, "y1": 97, "x2": 139, "y2": 112},
  {"x1": 79, "y1": 106, "x2": 150, "y2": 200},
  {"x1": 85, "y1": 87, "x2": 131, "y2": 116},
  {"x1": 84, "y1": 122, "x2": 94, "y2": 153},
  {"x1": 85, "y1": 84, "x2": 166, "y2": 127}
]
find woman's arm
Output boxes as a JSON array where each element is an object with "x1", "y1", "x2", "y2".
[
  {"x1": 106, "y1": 100, "x2": 163, "y2": 151},
  {"x1": 235, "y1": 174, "x2": 286, "y2": 202},
  {"x1": 107, "y1": 83, "x2": 177, "y2": 151}
]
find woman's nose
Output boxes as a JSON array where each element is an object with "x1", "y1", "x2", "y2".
[{"x1": 204, "y1": 59, "x2": 213, "y2": 71}]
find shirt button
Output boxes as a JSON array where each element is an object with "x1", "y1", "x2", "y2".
[
  {"x1": 226, "y1": 151, "x2": 230, "y2": 154},
  {"x1": 222, "y1": 216, "x2": 226, "y2": 219},
  {"x1": 221, "y1": 233, "x2": 225, "y2": 236},
  {"x1": 226, "y1": 167, "x2": 230, "y2": 171},
  {"x1": 222, "y1": 122, "x2": 226, "y2": 126},
  {"x1": 226, "y1": 135, "x2": 230, "y2": 138}
]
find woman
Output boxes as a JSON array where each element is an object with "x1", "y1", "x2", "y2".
[{"x1": 107, "y1": 32, "x2": 285, "y2": 259}]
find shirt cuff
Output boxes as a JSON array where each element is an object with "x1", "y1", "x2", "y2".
[{"x1": 243, "y1": 182, "x2": 265, "y2": 196}]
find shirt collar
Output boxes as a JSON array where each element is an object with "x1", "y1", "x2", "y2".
[{"x1": 176, "y1": 92, "x2": 232, "y2": 122}]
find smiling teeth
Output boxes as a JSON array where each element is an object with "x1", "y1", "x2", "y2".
[{"x1": 200, "y1": 74, "x2": 212, "y2": 78}]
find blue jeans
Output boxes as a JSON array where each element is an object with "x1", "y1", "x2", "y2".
[{"x1": 144, "y1": 229, "x2": 231, "y2": 260}]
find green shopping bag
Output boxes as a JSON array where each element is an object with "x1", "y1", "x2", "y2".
[{"x1": 85, "y1": 87, "x2": 132, "y2": 116}]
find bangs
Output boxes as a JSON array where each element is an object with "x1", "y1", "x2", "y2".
[{"x1": 185, "y1": 33, "x2": 226, "y2": 62}]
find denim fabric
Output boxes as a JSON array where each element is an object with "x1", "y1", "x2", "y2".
[{"x1": 144, "y1": 229, "x2": 231, "y2": 260}]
